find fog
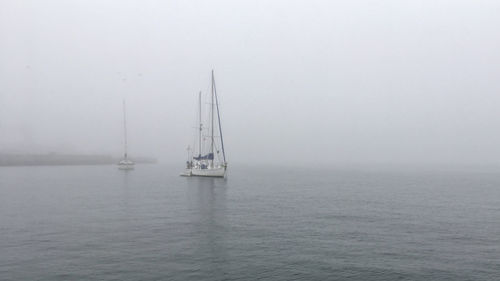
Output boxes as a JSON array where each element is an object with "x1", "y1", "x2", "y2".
[{"x1": 1, "y1": 0, "x2": 499, "y2": 166}]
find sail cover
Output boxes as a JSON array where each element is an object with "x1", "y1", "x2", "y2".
[{"x1": 194, "y1": 153, "x2": 214, "y2": 160}]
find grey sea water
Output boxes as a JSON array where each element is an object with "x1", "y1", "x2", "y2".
[{"x1": 0, "y1": 164, "x2": 499, "y2": 280}]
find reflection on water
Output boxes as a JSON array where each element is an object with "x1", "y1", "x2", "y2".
[
  {"x1": 187, "y1": 177, "x2": 227, "y2": 215},
  {"x1": 186, "y1": 177, "x2": 228, "y2": 276},
  {"x1": 118, "y1": 168, "x2": 132, "y2": 217}
]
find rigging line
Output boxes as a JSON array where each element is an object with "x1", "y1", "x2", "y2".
[
  {"x1": 198, "y1": 91, "x2": 202, "y2": 158},
  {"x1": 210, "y1": 70, "x2": 215, "y2": 166},
  {"x1": 212, "y1": 71, "x2": 226, "y2": 164},
  {"x1": 213, "y1": 141, "x2": 223, "y2": 163}
]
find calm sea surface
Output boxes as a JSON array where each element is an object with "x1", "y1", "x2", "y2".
[{"x1": 0, "y1": 164, "x2": 499, "y2": 280}]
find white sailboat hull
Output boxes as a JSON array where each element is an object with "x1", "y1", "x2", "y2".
[
  {"x1": 189, "y1": 167, "x2": 226, "y2": 177},
  {"x1": 179, "y1": 169, "x2": 192, "y2": 177},
  {"x1": 118, "y1": 163, "x2": 135, "y2": 170},
  {"x1": 118, "y1": 159, "x2": 135, "y2": 170}
]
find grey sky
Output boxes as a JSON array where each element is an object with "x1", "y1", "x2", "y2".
[{"x1": 1, "y1": 0, "x2": 499, "y2": 165}]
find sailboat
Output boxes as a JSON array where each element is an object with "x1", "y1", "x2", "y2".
[
  {"x1": 181, "y1": 70, "x2": 227, "y2": 177},
  {"x1": 118, "y1": 99, "x2": 135, "y2": 170}
]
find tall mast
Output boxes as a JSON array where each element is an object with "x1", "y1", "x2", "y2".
[
  {"x1": 212, "y1": 72, "x2": 226, "y2": 165},
  {"x1": 122, "y1": 99, "x2": 128, "y2": 159},
  {"x1": 210, "y1": 70, "x2": 215, "y2": 166},
  {"x1": 198, "y1": 91, "x2": 202, "y2": 158}
]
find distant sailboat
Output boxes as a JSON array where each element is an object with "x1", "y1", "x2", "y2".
[
  {"x1": 181, "y1": 70, "x2": 227, "y2": 177},
  {"x1": 118, "y1": 99, "x2": 135, "y2": 170}
]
